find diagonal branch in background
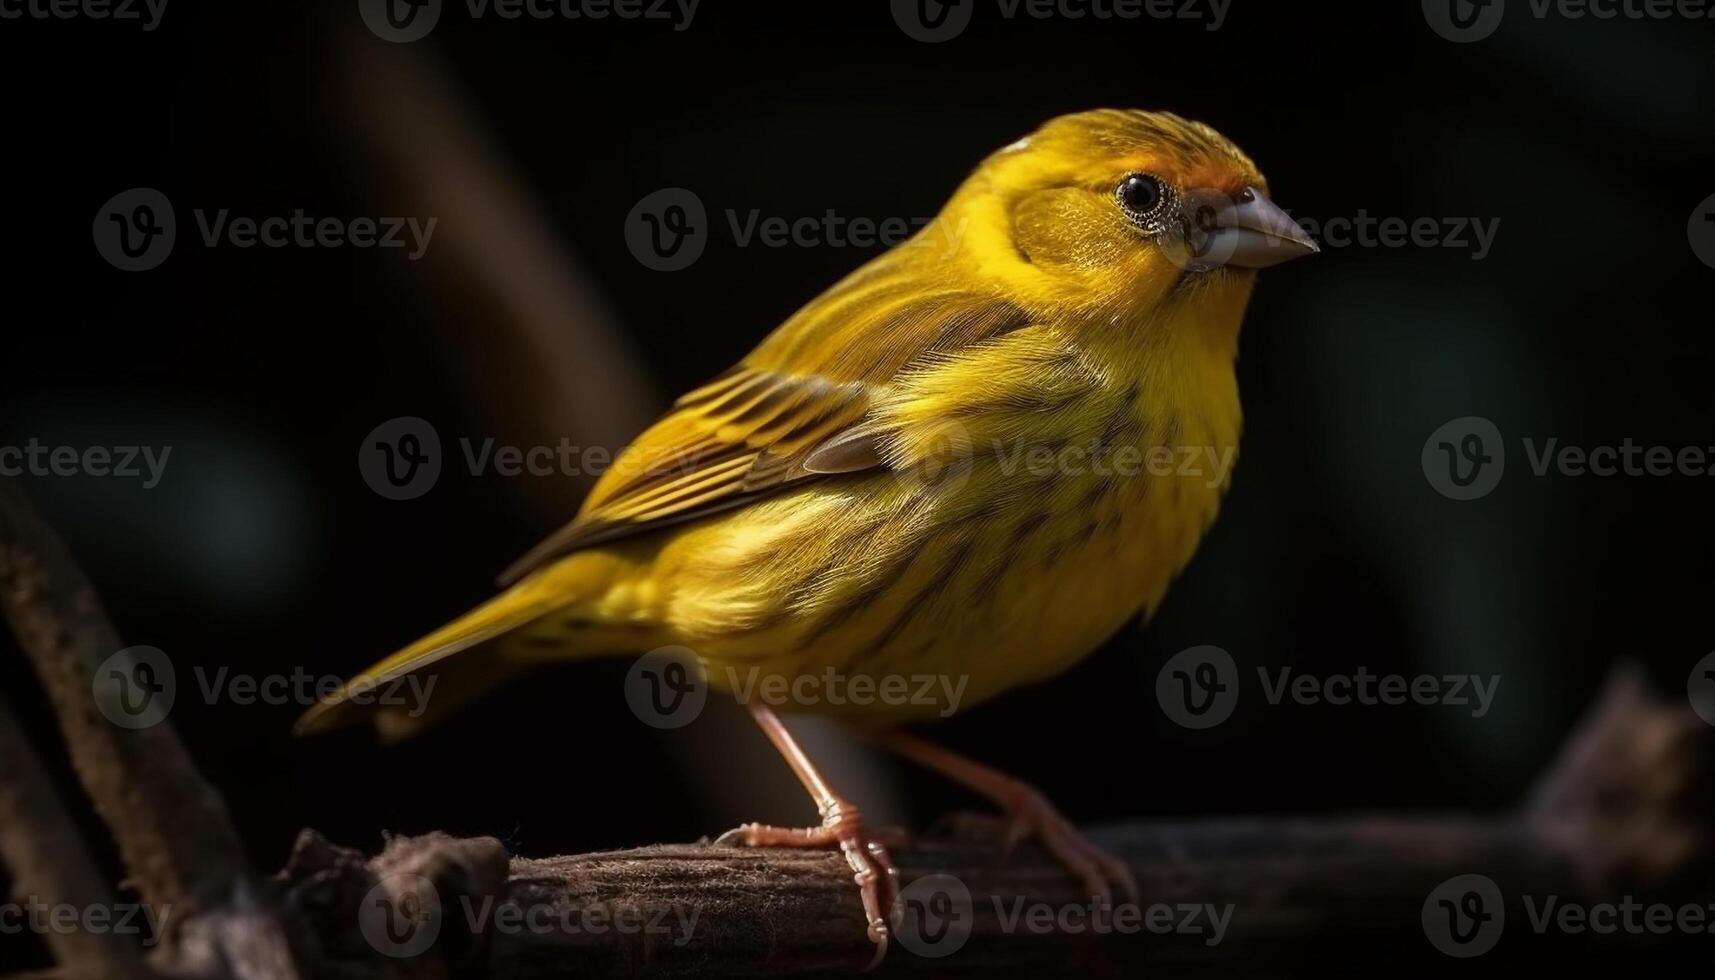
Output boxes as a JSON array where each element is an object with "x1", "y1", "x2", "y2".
[
  {"x1": 0, "y1": 479, "x2": 248, "y2": 919},
  {"x1": 0, "y1": 692, "x2": 149, "y2": 980},
  {"x1": 333, "y1": 23, "x2": 658, "y2": 513},
  {"x1": 0, "y1": 479, "x2": 299, "y2": 980},
  {"x1": 279, "y1": 672, "x2": 1713, "y2": 979}
]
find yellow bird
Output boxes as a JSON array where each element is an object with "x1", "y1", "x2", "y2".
[{"x1": 299, "y1": 108, "x2": 1316, "y2": 961}]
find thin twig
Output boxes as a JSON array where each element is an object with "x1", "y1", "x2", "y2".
[
  {"x1": 0, "y1": 692, "x2": 150, "y2": 980},
  {"x1": 0, "y1": 479, "x2": 248, "y2": 919}
]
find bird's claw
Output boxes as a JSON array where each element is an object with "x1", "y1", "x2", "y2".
[
  {"x1": 717, "y1": 800, "x2": 900, "y2": 970},
  {"x1": 1001, "y1": 787, "x2": 1139, "y2": 907}
]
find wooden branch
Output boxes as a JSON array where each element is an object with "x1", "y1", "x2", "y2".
[
  {"x1": 0, "y1": 693, "x2": 150, "y2": 980},
  {"x1": 273, "y1": 673, "x2": 1714, "y2": 979}
]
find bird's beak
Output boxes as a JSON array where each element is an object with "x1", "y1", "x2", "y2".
[{"x1": 1205, "y1": 187, "x2": 1319, "y2": 269}]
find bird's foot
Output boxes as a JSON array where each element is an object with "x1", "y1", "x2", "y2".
[
  {"x1": 992, "y1": 787, "x2": 1138, "y2": 907},
  {"x1": 716, "y1": 800, "x2": 901, "y2": 967},
  {"x1": 869, "y1": 731, "x2": 1139, "y2": 908}
]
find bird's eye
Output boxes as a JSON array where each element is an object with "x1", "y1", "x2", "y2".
[{"x1": 1116, "y1": 173, "x2": 1174, "y2": 232}]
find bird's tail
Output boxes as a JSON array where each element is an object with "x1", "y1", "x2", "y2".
[{"x1": 294, "y1": 551, "x2": 647, "y2": 742}]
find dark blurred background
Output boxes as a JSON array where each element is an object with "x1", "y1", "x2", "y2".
[{"x1": 2, "y1": 0, "x2": 1713, "y2": 969}]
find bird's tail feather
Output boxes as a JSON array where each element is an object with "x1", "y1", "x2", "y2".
[{"x1": 294, "y1": 553, "x2": 642, "y2": 740}]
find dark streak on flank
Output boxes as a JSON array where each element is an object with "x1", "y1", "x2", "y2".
[
  {"x1": 865, "y1": 535, "x2": 975, "y2": 658},
  {"x1": 795, "y1": 541, "x2": 923, "y2": 648}
]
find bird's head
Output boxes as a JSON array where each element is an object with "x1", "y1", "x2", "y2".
[{"x1": 942, "y1": 109, "x2": 1316, "y2": 333}]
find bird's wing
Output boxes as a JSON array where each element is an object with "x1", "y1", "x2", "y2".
[{"x1": 497, "y1": 273, "x2": 1034, "y2": 584}]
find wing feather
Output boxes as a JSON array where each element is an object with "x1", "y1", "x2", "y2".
[{"x1": 497, "y1": 259, "x2": 1033, "y2": 585}]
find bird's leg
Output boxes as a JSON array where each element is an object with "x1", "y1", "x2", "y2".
[
  {"x1": 871, "y1": 730, "x2": 1139, "y2": 906},
  {"x1": 715, "y1": 700, "x2": 899, "y2": 967}
]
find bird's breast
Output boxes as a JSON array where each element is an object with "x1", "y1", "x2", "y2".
[{"x1": 654, "y1": 372, "x2": 1242, "y2": 721}]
